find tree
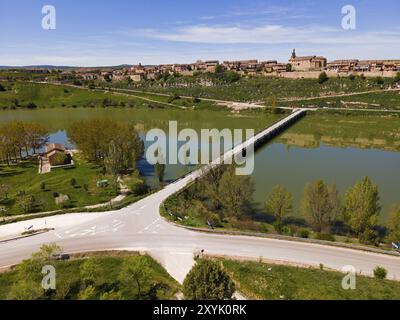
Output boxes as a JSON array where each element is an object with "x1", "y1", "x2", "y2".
[
  {"x1": 7, "y1": 280, "x2": 43, "y2": 300},
  {"x1": 265, "y1": 185, "x2": 293, "y2": 226},
  {"x1": 119, "y1": 256, "x2": 150, "y2": 299},
  {"x1": 387, "y1": 205, "x2": 400, "y2": 244},
  {"x1": 217, "y1": 167, "x2": 255, "y2": 218},
  {"x1": 318, "y1": 72, "x2": 329, "y2": 84},
  {"x1": 343, "y1": 176, "x2": 380, "y2": 236},
  {"x1": 78, "y1": 285, "x2": 97, "y2": 300},
  {"x1": 155, "y1": 163, "x2": 166, "y2": 183},
  {"x1": 301, "y1": 180, "x2": 340, "y2": 233},
  {"x1": 0, "y1": 83, "x2": 5, "y2": 92},
  {"x1": 0, "y1": 183, "x2": 10, "y2": 201},
  {"x1": 183, "y1": 259, "x2": 235, "y2": 300},
  {"x1": 31, "y1": 243, "x2": 62, "y2": 262},
  {"x1": 286, "y1": 64, "x2": 292, "y2": 72},
  {"x1": 16, "y1": 194, "x2": 36, "y2": 214},
  {"x1": 68, "y1": 119, "x2": 144, "y2": 170},
  {"x1": 80, "y1": 258, "x2": 102, "y2": 287}
]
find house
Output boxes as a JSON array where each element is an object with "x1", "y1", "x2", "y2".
[
  {"x1": 289, "y1": 49, "x2": 327, "y2": 71},
  {"x1": 43, "y1": 144, "x2": 72, "y2": 167},
  {"x1": 327, "y1": 60, "x2": 359, "y2": 72}
]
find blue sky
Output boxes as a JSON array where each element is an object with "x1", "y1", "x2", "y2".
[{"x1": 0, "y1": 0, "x2": 399, "y2": 66}]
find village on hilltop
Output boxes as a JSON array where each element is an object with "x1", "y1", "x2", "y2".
[{"x1": 7, "y1": 49, "x2": 400, "y2": 83}]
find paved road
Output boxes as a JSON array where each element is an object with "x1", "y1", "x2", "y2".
[{"x1": 1, "y1": 110, "x2": 399, "y2": 283}]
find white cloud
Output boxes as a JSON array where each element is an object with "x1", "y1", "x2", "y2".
[{"x1": 136, "y1": 24, "x2": 400, "y2": 47}]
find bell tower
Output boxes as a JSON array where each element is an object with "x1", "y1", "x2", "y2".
[{"x1": 291, "y1": 48, "x2": 296, "y2": 59}]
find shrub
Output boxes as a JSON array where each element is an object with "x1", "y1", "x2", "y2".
[
  {"x1": 299, "y1": 229, "x2": 310, "y2": 238},
  {"x1": 40, "y1": 182, "x2": 46, "y2": 191},
  {"x1": 359, "y1": 229, "x2": 380, "y2": 246},
  {"x1": 373, "y1": 266, "x2": 387, "y2": 280},
  {"x1": 318, "y1": 72, "x2": 329, "y2": 84},
  {"x1": 53, "y1": 192, "x2": 59, "y2": 198},
  {"x1": 376, "y1": 76, "x2": 384, "y2": 85},
  {"x1": 26, "y1": 102, "x2": 38, "y2": 109},
  {"x1": 70, "y1": 178, "x2": 77, "y2": 187},
  {"x1": 315, "y1": 233, "x2": 336, "y2": 242},
  {"x1": 183, "y1": 259, "x2": 235, "y2": 300}
]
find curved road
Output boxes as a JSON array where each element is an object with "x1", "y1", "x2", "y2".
[{"x1": 1, "y1": 110, "x2": 399, "y2": 283}]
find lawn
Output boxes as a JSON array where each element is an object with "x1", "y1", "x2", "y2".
[
  {"x1": 0, "y1": 252, "x2": 180, "y2": 300},
  {"x1": 0, "y1": 155, "x2": 117, "y2": 216},
  {"x1": 220, "y1": 259, "x2": 400, "y2": 300}
]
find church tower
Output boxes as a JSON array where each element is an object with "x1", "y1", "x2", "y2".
[{"x1": 291, "y1": 48, "x2": 296, "y2": 59}]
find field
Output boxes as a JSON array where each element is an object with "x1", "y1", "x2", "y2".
[
  {"x1": 281, "y1": 90, "x2": 400, "y2": 110},
  {"x1": 0, "y1": 252, "x2": 180, "y2": 300},
  {"x1": 0, "y1": 155, "x2": 117, "y2": 216},
  {"x1": 0, "y1": 81, "x2": 173, "y2": 110},
  {"x1": 125, "y1": 75, "x2": 396, "y2": 102},
  {"x1": 220, "y1": 258, "x2": 400, "y2": 300}
]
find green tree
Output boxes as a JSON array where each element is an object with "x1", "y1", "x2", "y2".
[
  {"x1": 217, "y1": 167, "x2": 255, "y2": 218},
  {"x1": 318, "y1": 72, "x2": 329, "y2": 84},
  {"x1": 0, "y1": 183, "x2": 10, "y2": 201},
  {"x1": 78, "y1": 285, "x2": 97, "y2": 300},
  {"x1": 119, "y1": 256, "x2": 150, "y2": 299},
  {"x1": 31, "y1": 243, "x2": 62, "y2": 262},
  {"x1": 286, "y1": 64, "x2": 292, "y2": 72},
  {"x1": 265, "y1": 185, "x2": 293, "y2": 225},
  {"x1": 7, "y1": 280, "x2": 43, "y2": 300},
  {"x1": 80, "y1": 258, "x2": 102, "y2": 287},
  {"x1": 183, "y1": 259, "x2": 235, "y2": 300},
  {"x1": 343, "y1": 177, "x2": 380, "y2": 236},
  {"x1": 387, "y1": 205, "x2": 400, "y2": 244},
  {"x1": 16, "y1": 194, "x2": 36, "y2": 214},
  {"x1": 155, "y1": 163, "x2": 166, "y2": 183},
  {"x1": 301, "y1": 180, "x2": 340, "y2": 233}
]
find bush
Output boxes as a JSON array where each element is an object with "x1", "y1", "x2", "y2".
[
  {"x1": 376, "y1": 77, "x2": 384, "y2": 85},
  {"x1": 70, "y1": 178, "x2": 77, "y2": 187},
  {"x1": 0, "y1": 84, "x2": 6, "y2": 92},
  {"x1": 183, "y1": 259, "x2": 235, "y2": 300},
  {"x1": 359, "y1": 229, "x2": 380, "y2": 246},
  {"x1": 318, "y1": 72, "x2": 329, "y2": 84},
  {"x1": 315, "y1": 233, "x2": 336, "y2": 242},
  {"x1": 52, "y1": 192, "x2": 59, "y2": 198},
  {"x1": 373, "y1": 266, "x2": 387, "y2": 280},
  {"x1": 299, "y1": 229, "x2": 310, "y2": 238},
  {"x1": 40, "y1": 182, "x2": 46, "y2": 191},
  {"x1": 26, "y1": 102, "x2": 38, "y2": 109}
]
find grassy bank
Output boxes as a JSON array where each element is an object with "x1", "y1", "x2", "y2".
[
  {"x1": 0, "y1": 252, "x2": 180, "y2": 300},
  {"x1": 280, "y1": 90, "x2": 400, "y2": 110},
  {"x1": 220, "y1": 258, "x2": 400, "y2": 300}
]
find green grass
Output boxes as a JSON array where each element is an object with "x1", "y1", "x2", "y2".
[
  {"x1": 0, "y1": 252, "x2": 180, "y2": 300},
  {"x1": 0, "y1": 155, "x2": 117, "y2": 216},
  {"x1": 220, "y1": 258, "x2": 400, "y2": 300},
  {"x1": 281, "y1": 90, "x2": 400, "y2": 110},
  {"x1": 0, "y1": 81, "x2": 168, "y2": 109}
]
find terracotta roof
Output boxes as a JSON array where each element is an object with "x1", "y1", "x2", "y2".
[{"x1": 45, "y1": 143, "x2": 66, "y2": 154}]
